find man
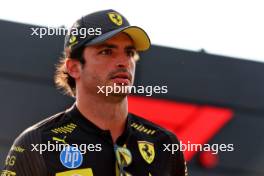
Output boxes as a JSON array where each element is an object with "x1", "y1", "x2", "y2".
[{"x1": 2, "y1": 9, "x2": 187, "y2": 176}]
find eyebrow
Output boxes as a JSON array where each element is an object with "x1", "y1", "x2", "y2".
[{"x1": 95, "y1": 43, "x2": 136, "y2": 50}]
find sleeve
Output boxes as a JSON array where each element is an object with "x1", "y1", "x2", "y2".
[
  {"x1": 1, "y1": 128, "x2": 48, "y2": 176},
  {"x1": 168, "y1": 133, "x2": 188, "y2": 176}
]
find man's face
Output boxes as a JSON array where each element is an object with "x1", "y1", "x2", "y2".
[{"x1": 78, "y1": 32, "x2": 138, "y2": 97}]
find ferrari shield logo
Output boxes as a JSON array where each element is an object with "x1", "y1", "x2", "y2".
[
  {"x1": 138, "y1": 141, "x2": 155, "y2": 164},
  {"x1": 108, "y1": 12, "x2": 123, "y2": 26}
]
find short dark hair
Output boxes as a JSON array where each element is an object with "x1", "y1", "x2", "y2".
[{"x1": 54, "y1": 47, "x2": 85, "y2": 97}]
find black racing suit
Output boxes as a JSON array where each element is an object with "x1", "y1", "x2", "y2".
[{"x1": 2, "y1": 104, "x2": 188, "y2": 176}]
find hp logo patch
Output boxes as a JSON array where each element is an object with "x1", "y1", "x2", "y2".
[{"x1": 60, "y1": 146, "x2": 83, "y2": 169}]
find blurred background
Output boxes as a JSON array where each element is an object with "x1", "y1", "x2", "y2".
[{"x1": 0, "y1": 1, "x2": 264, "y2": 175}]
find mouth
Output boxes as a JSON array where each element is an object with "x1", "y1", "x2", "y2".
[{"x1": 110, "y1": 73, "x2": 131, "y2": 85}]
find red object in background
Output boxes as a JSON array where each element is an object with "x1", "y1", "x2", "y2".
[
  {"x1": 199, "y1": 151, "x2": 219, "y2": 169},
  {"x1": 128, "y1": 96, "x2": 233, "y2": 161}
]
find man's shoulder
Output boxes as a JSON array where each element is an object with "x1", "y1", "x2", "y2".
[
  {"x1": 14, "y1": 110, "x2": 67, "y2": 145},
  {"x1": 128, "y1": 113, "x2": 179, "y2": 143},
  {"x1": 25, "y1": 111, "x2": 66, "y2": 132}
]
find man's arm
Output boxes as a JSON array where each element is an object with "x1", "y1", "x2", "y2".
[{"x1": 1, "y1": 128, "x2": 47, "y2": 176}]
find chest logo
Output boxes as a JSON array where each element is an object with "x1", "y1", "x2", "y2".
[
  {"x1": 52, "y1": 136, "x2": 67, "y2": 144},
  {"x1": 138, "y1": 141, "x2": 155, "y2": 164},
  {"x1": 60, "y1": 146, "x2": 83, "y2": 169}
]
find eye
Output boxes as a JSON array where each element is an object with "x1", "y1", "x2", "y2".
[
  {"x1": 126, "y1": 49, "x2": 139, "y2": 61},
  {"x1": 98, "y1": 49, "x2": 112, "y2": 55},
  {"x1": 126, "y1": 49, "x2": 137, "y2": 57}
]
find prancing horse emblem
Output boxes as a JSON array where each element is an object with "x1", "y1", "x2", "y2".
[{"x1": 138, "y1": 141, "x2": 155, "y2": 164}]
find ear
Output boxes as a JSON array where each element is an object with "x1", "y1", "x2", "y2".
[{"x1": 65, "y1": 58, "x2": 81, "y2": 79}]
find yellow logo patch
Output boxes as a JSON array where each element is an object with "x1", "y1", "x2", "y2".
[
  {"x1": 51, "y1": 123, "x2": 77, "y2": 134},
  {"x1": 1, "y1": 170, "x2": 16, "y2": 176},
  {"x1": 108, "y1": 12, "x2": 123, "y2": 26},
  {"x1": 131, "y1": 123, "x2": 156, "y2": 135},
  {"x1": 52, "y1": 136, "x2": 67, "y2": 144},
  {"x1": 11, "y1": 146, "x2": 25, "y2": 153},
  {"x1": 138, "y1": 141, "x2": 155, "y2": 164},
  {"x1": 55, "y1": 168, "x2": 93, "y2": 176},
  {"x1": 69, "y1": 36, "x2": 78, "y2": 48},
  {"x1": 69, "y1": 36, "x2": 77, "y2": 44}
]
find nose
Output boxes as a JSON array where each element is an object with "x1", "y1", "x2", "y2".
[{"x1": 115, "y1": 53, "x2": 130, "y2": 68}]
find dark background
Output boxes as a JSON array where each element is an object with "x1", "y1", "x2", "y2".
[{"x1": 0, "y1": 20, "x2": 263, "y2": 175}]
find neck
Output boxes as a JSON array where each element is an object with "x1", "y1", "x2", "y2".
[{"x1": 75, "y1": 91, "x2": 128, "y2": 143}]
